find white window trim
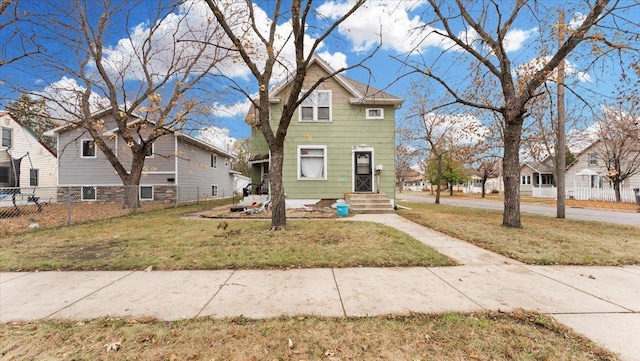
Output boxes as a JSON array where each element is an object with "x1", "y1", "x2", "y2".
[
  {"x1": 588, "y1": 153, "x2": 598, "y2": 166},
  {"x1": 365, "y1": 108, "x2": 384, "y2": 120},
  {"x1": 1, "y1": 127, "x2": 12, "y2": 147},
  {"x1": 299, "y1": 90, "x2": 332, "y2": 123},
  {"x1": 211, "y1": 184, "x2": 219, "y2": 197},
  {"x1": 143, "y1": 142, "x2": 154, "y2": 158},
  {"x1": 297, "y1": 145, "x2": 327, "y2": 180},
  {"x1": 81, "y1": 139, "x2": 97, "y2": 158},
  {"x1": 29, "y1": 169, "x2": 39, "y2": 187},
  {"x1": 81, "y1": 186, "x2": 97, "y2": 201},
  {"x1": 211, "y1": 153, "x2": 217, "y2": 168},
  {"x1": 139, "y1": 185, "x2": 154, "y2": 201},
  {"x1": 224, "y1": 157, "x2": 229, "y2": 167}
]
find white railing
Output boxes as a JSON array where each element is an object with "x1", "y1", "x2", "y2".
[
  {"x1": 532, "y1": 186, "x2": 637, "y2": 203},
  {"x1": 569, "y1": 187, "x2": 637, "y2": 203}
]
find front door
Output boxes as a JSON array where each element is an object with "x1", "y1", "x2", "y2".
[{"x1": 354, "y1": 151, "x2": 372, "y2": 192}]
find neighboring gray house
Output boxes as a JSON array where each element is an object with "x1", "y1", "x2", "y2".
[{"x1": 44, "y1": 109, "x2": 235, "y2": 203}]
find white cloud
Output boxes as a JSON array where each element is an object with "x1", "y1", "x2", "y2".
[
  {"x1": 197, "y1": 126, "x2": 238, "y2": 153},
  {"x1": 503, "y1": 28, "x2": 538, "y2": 53},
  {"x1": 211, "y1": 100, "x2": 252, "y2": 119},
  {"x1": 38, "y1": 76, "x2": 110, "y2": 121},
  {"x1": 97, "y1": 0, "x2": 348, "y2": 85},
  {"x1": 317, "y1": 0, "x2": 449, "y2": 54},
  {"x1": 317, "y1": 1, "x2": 536, "y2": 55},
  {"x1": 568, "y1": 12, "x2": 587, "y2": 30},
  {"x1": 513, "y1": 57, "x2": 592, "y2": 83}
]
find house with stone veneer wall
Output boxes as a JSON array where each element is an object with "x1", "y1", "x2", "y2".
[{"x1": 44, "y1": 108, "x2": 236, "y2": 204}]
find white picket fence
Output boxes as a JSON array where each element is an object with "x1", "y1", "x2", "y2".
[
  {"x1": 532, "y1": 187, "x2": 557, "y2": 199},
  {"x1": 533, "y1": 186, "x2": 638, "y2": 203},
  {"x1": 570, "y1": 187, "x2": 637, "y2": 203}
]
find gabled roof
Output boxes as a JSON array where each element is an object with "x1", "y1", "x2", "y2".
[
  {"x1": 174, "y1": 131, "x2": 236, "y2": 160},
  {"x1": 269, "y1": 54, "x2": 403, "y2": 108},
  {"x1": 43, "y1": 106, "x2": 141, "y2": 136},
  {"x1": 521, "y1": 161, "x2": 553, "y2": 174},
  {"x1": 0, "y1": 111, "x2": 57, "y2": 157},
  {"x1": 42, "y1": 106, "x2": 235, "y2": 159}
]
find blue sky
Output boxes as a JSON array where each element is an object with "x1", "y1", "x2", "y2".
[{"x1": 1, "y1": 0, "x2": 638, "y2": 149}]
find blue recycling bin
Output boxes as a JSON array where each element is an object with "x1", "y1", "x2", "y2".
[{"x1": 336, "y1": 203, "x2": 349, "y2": 217}]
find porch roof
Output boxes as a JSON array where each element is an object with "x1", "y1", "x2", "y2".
[
  {"x1": 575, "y1": 168, "x2": 599, "y2": 176},
  {"x1": 523, "y1": 161, "x2": 553, "y2": 174}
]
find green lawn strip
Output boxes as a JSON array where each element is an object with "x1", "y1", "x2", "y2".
[
  {"x1": 398, "y1": 201, "x2": 640, "y2": 265},
  {"x1": 0, "y1": 209, "x2": 452, "y2": 271},
  {"x1": 1, "y1": 310, "x2": 617, "y2": 360}
]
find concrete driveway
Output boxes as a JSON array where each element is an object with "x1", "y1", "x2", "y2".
[{"x1": 397, "y1": 193, "x2": 640, "y2": 227}]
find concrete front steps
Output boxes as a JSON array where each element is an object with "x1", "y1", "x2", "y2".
[{"x1": 345, "y1": 193, "x2": 395, "y2": 214}]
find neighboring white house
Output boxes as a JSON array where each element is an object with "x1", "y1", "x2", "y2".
[
  {"x1": 566, "y1": 141, "x2": 640, "y2": 202},
  {"x1": 519, "y1": 159, "x2": 555, "y2": 198},
  {"x1": 0, "y1": 111, "x2": 57, "y2": 197},
  {"x1": 518, "y1": 141, "x2": 640, "y2": 203},
  {"x1": 43, "y1": 108, "x2": 236, "y2": 203}
]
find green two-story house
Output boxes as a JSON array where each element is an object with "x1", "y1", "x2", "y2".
[{"x1": 247, "y1": 56, "x2": 403, "y2": 210}]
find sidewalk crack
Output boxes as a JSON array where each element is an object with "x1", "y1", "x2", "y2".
[
  {"x1": 331, "y1": 268, "x2": 347, "y2": 317},
  {"x1": 196, "y1": 270, "x2": 236, "y2": 318},
  {"x1": 45, "y1": 270, "x2": 137, "y2": 319}
]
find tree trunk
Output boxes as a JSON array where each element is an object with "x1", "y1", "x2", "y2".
[
  {"x1": 502, "y1": 120, "x2": 523, "y2": 228},
  {"x1": 481, "y1": 178, "x2": 486, "y2": 198},
  {"x1": 435, "y1": 156, "x2": 442, "y2": 204},
  {"x1": 449, "y1": 184, "x2": 453, "y2": 196},
  {"x1": 614, "y1": 180, "x2": 622, "y2": 203},
  {"x1": 121, "y1": 154, "x2": 145, "y2": 210},
  {"x1": 269, "y1": 145, "x2": 287, "y2": 230}
]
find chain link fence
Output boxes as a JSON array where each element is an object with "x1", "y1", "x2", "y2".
[{"x1": 1, "y1": 185, "x2": 223, "y2": 236}]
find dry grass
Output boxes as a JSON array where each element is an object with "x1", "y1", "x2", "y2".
[
  {"x1": 398, "y1": 201, "x2": 640, "y2": 265},
  {"x1": 0, "y1": 205, "x2": 452, "y2": 271},
  {"x1": 0, "y1": 201, "x2": 193, "y2": 237},
  {"x1": 0, "y1": 310, "x2": 618, "y2": 360}
]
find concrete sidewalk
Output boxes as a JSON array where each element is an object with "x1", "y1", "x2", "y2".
[{"x1": 1, "y1": 214, "x2": 639, "y2": 360}]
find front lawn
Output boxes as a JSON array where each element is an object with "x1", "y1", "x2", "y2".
[
  {"x1": 0, "y1": 204, "x2": 452, "y2": 271},
  {"x1": 398, "y1": 201, "x2": 640, "y2": 265}
]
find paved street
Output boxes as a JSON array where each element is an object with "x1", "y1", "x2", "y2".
[{"x1": 397, "y1": 193, "x2": 640, "y2": 226}]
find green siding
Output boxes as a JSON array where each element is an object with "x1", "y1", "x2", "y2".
[{"x1": 251, "y1": 103, "x2": 397, "y2": 200}]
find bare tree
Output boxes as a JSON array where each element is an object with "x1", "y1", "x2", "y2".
[
  {"x1": 0, "y1": 0, "x2": 41, "y2": 68},
  {"x1": 594, "y1": 99, "x2": 640, "y2": 202},
  {"x1": 5, "y1": 0, "x2": 228, "y2": 207},
  {"x1": 404, "y1": 0, "x2": 619, "y2": 228},
  {"x1": 205, "y1": 0, "x2": 369, "y2": 230},
  {"x1": 395, "y1": 128, "x2": 421, "y2": 193}
]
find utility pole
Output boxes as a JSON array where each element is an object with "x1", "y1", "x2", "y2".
[{"x1": 555, "y1": 10, "x2": 567, "y2": 218}]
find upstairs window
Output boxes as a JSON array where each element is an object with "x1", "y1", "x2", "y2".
[
  {"x1": 299, "y1": 90, "x2": 331, "y2": 122},
  {"x1": 588, "y1": 153, "x2": 598, "y2": 166},
  {"x1": 82, "y1": 139, "x2": 96, "y2": 158},
  {"x1": 211, "y1": 154, "x2": 217, "y2": 168},
  {"x1": 366, "y1": 108, "x2": 384, "y2": 120},
  {"x1": 1, "y1": 128, "x2": 11, "y2": 147}
]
